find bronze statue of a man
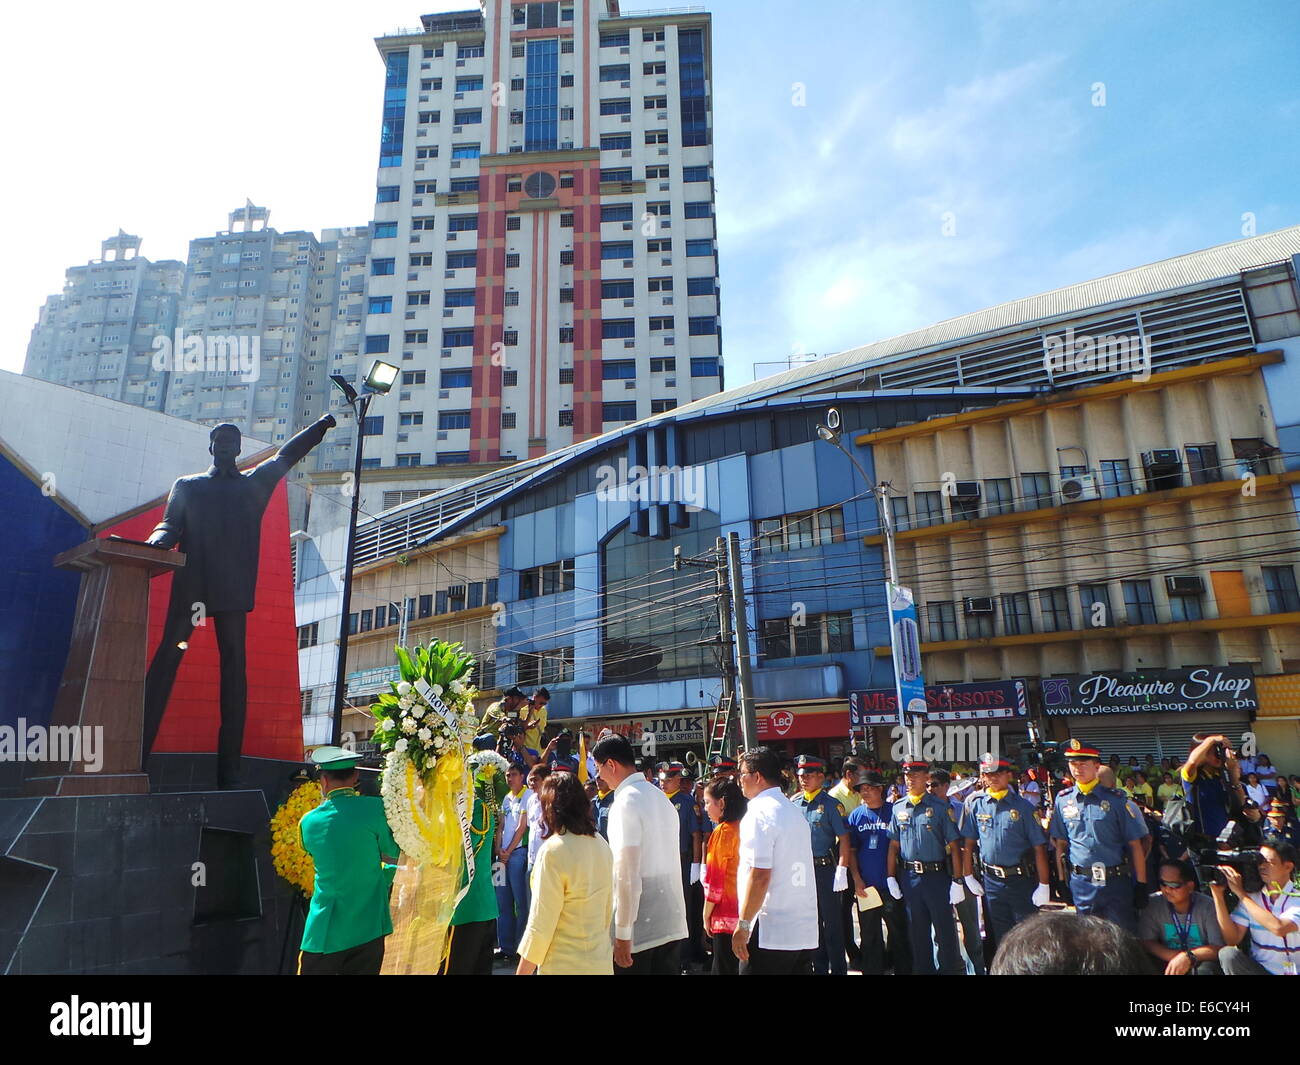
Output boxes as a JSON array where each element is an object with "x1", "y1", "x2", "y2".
[{"x1": 142, "y1": 414, "x2": 334, "y2": 787}]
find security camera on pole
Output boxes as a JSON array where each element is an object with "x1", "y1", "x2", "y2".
[{"x1": 815, "y1": 408, "x2": 929, "y2": 757}]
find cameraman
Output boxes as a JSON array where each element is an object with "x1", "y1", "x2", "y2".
[
  {"x1": 1180, "y1": 734, "x2": 1245, "y2": 839},
  {"x1": 501, "y1": 721, "x2": 540, "y2": 767},
  {"x1": 1211, "y1": 841, "x2": 1300, "y2": 975},
  {"x1": 482, "y1": 686, "x2": 530, "y2": 736}
]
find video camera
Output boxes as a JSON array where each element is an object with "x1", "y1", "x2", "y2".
[
  {"x1": 1196, "y1": 820, "x2": 1264, "y2": 895},
  {"x1": 496, "y1": 719, "x2": 526, "y2": 757}
]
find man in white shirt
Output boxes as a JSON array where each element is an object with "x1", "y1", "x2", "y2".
[
  {"x1": 734, "y1": 746, "x2": 818, "y2": 975},
  {"x1": 525, "y1": 764, "x2": 550, "y2": 870},
  {"x1": 495, "y1": 762, "x2": 533, "y2": 963},
  {"x1": 593, "y1": 733, "x2": 688, "y2": 974},
  {"x1": 1211, "y1": 841, "x2": 1300, "y2": 975}
]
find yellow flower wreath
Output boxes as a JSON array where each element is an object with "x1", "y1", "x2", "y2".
[{"x1": 270, "y1": 780, "x2": 323, "y2": 896}]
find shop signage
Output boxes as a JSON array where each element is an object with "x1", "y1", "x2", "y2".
[
  {"x1": 1039, "y1": 666, "x2": 1257, "y2": 717},
  {"x1": 346, "y1": 665, "x2": 401, "y2": 697},
  {"x1": 849, "y1": 679, "x2": 1029, "y2": 726},
  {"x1": 756, "y1": 707, "x2": 849, "y2": 741},
  {"x1": 588, "y1": 713, "x2": 707, "y2": 746}
]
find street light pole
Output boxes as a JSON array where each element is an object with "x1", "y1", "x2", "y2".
[{"x1": 330, "y1": 391, "x2": 371, "y2": 748}]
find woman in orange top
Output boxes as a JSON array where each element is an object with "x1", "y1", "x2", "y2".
[{"x1": 702, "y1": 777, "x2": 747, "y2": 975}]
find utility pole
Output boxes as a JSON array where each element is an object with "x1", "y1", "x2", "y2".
[
  {"x1": 676, "y1": 538, "x2": 741, "y2": 757},
  {"x1": 726, "y1": 531, "x2": 759, "y2": 750}
]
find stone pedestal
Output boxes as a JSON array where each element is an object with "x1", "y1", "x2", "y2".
[{"x1": 23, "y1": 538, "x2": 185, "y2": 796}]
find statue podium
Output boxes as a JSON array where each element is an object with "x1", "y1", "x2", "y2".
[{"x1": 24, "y1": 537, "x2": 185, "y2": 796}]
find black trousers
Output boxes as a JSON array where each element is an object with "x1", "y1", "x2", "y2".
[
  {"x1": 615, "y1": 939, "x2": 683, "y2": 975},
  {"x1": 680, "y1": 852, "x2": 707, "y2": 962},
  {"x1": 298, "y1": 936, "x2": 385, "y2": 975},
  {"x1": 855, "y1": 892, "x2": 913, "y2": 975},
  {"x1": 710, "y1": 931, "x2": 739, "y2": 975},
  {"x1": 143, "y1": 599, "x2": 248, "y2": 786},
  {"x1": 739, "y1": 923, "x2": 813, "y2": 975},
  {"x1": 438, "y1": 919, "x2": 496, "y2": 975},
  {"x1": 841, "y1": 886, "x2": 860, "y2": 967}
]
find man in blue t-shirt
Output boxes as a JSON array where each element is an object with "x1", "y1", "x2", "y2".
[
  {"x1": 1180, "y1": 734, "x2": 1245, "y2": 841},
  {"x1": 847, "y1": 771, "x2": 911, "y2": 975}
]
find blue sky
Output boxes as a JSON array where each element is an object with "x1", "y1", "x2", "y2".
[{"x1": 2, "y1": 0, "x2": 1297, "y2": 384}]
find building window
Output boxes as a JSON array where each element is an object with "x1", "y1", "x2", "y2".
[
  {"x1": 602, "y1": 319, "x2": 634, "y2": 339},
  {"x1": 362, "y1": 416, "x2": 384, "y2": 436},
  {"x1": 602, "y1": 278, "x2": 635, "y2": 299},
  {"x1": 559, "y1": 409, "x2": 574, "y2": 426},
  {"x1": 399, "y1": 412, "x2": 423, "y2": 427},
  {"x1": 1123, "y1": 580, "x2": 1158, "y2": 625},
  {"x1": 601, "y1": 98, "x2": 632, "y2": 115},
  {"x1": 1038, "y1": 587, "x2": 1072, "y2": 632},
  {"x1": 689, "y1": 357, "x2": 719, "y2": 377},
  {"x1": 888, "y1": 495, "x2": 910, "y2": 533},
  {"x1": 650, "y1": 357, "x2": 676, "y2": 373},
  {"x1": 395, "y1": 453, "x2": 421, "y2": 467},
  {"x1": 370, "y1": 258, "x2": 395, "y2": 276},
  {"x1": 297, "y1": 622, "x2": 319, "y2": 649},
  {"x1": 1099, "y1": 458, "x2": 1136, "y2": 498},
  {"x1": 558, "y1": 326, "x2": 574, "y2": 343},
  {"x1": 503, "y1": 330, "x2": 518, "y2": 346},
  {"x1": 1169, "y1": 594, "x2": 1204, "y2": 622},
  {"x1": 1079, "y1": 583, "x2": 1113, "y2": 627},
  {"x1": 501, "y1": 411, "x2": 517, "y2": 429},
  {"x1": 437, "y1": 452, "x2": 470, "y2": 465},
  {"x1": 558, "y1": 367, "x2": 575, "y2": 384},
  {"x1": 444, "y1": 289, "x2": 476, "y2": 308},
  {"x1": 418, "y1": 594, "x2": 433, "y2": 618},
  {"x1": 650, "y1": 399, "x2": 676, "y2": 414},
  {"x1": 520, "y1": 558, "x2": 575, "y2": 600},
  {"x1": 984, "y1": 478, "x2": 1014, "y2": 515},
  {"x1": 914, "y1": 490, "x2": 944, "y2": 528},
  {"x1": 455, "y1": 76, "x2": 483, "y2": 92},
  {"x1": 602, "y1": 360, "x2": 636, "y2": 380},
  {"x1": 517, "y1": 646, "x2": 574, "y2": 686},
  {"x1": 761, "y1": 611, "x2": 854, "y2": 661},
  {"x1": 683, "y1": 165, "x2": 710, "y2": 182},
  {"x1": 376, "y1": 185, "x2": 400, "y2": 202},
  {"x1": 448, "y1": 177, "x2": 479, "y2": 193},
  {"x1": 926, "y1": 601, "x2": 958, "y2": 642},
  {"x1": 601, "y1": 241, "x2": 635, "y2": 260},
  {"x1": 603, "y1": 401, "x2": 637, "y2": 422},
  {"x1": 559, "y1": 249, "x2": 574, "y2": 264},
  {"x1": 600, "y1": 167, "x2": 633, "y2": 182},
  {"x1": 688, "y1": 316, "x2": 717, "y2": 335},
  {"x1": 368, "y1": 296, "x2": 393, "y2": 314},
  {"x1": 447, "y1": 214, "x2": 478, "y2": 231},
  {"x1": 601, "y1": 203, "x2": 635, "y2": 223},
  {"x1": 1020, "y1": 472, "x2": 1053, "y2": 510},
  {"x1": 445, "y1": 251, "x2": 476, "y2": 270},
  {"x1": 1263, "y1": 566, "x2": 1300, "y2": 613},
  {"x1": 401, "y1": 370, "x2": 426, "y2": 385},
  {"x1": 404, "y1": 330, "x2": 428, "y2": 345},
  {"x1": 1001, "y1": 593, "x2": 1033, "y2": 635},
  {"x1": 360, "y1": 609, "x2": 373, "y2": 632},
  {"x1": 443, "y1": 328, "x2": 474, "y2": 347},
  {"x1": 1186, "y1": 443, "x2": 1222, "y2": 485},
  {"x1": 755, "y1": 507, "x2": 844, "y2": 553},
  {"x1": 648, "y1": 276, "x2": 674, "y2": 292},
  {"x1": 600, "y1": 64, "x2": 631, "y2": 82},
  {"x1": 686, "y1": 276, "x2": 715, "y2": 296},
  {"x1": 601, "y1": 133, "x2": 633, "y2": 150},
  {"x1": 503, "y1": 369, "x2": 518, "y2": 386}
]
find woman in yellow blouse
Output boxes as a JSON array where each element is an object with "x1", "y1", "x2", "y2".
[
  {"x1": 1129, "y1": 770, "x2": 1154, "y2": 809},
  {"x1": 516, "y1": 772, "x2": 614, "y2": 975},
  {"x1": 1155, "y1": 771, "x2": 1181, "y2": 810}
]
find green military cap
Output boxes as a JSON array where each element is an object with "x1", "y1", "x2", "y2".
[{"x1": 310, "y1": 746, "x2": 359, "y2": 772}]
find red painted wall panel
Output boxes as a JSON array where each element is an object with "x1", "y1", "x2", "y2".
[{"x1": 102, "y1": 482, "x2": 302, "y2": 760}]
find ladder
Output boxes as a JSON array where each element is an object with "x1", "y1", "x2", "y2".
[{"x1": 706, "y1": 694, "x2": 734, "y2": 765}]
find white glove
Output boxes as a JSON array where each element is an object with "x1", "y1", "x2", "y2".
[
  {"x1": 833, "y1": 865, "x2": 849, "y2": 892},
  {"x1": 1032, "y1": 883, "x2": 1050, "y2": 907},
  {"x1": 689, "y1": 862, "x2": 702, "y2": 886},
  {"x1": 887, "y1": 876, "x2": 903, "y2": 900},
  {"x1": 949, "y1": 880, "x2": 965, "y2": 905},
  {"x1": 963, "y1": 874, "x2": 984, "y2": 897}
]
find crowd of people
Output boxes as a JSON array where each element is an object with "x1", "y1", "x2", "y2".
[{"x1": 298, "y1": 692, "x2": 1300, "y2": 976}]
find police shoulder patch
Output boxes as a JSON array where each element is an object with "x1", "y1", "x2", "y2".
[
  {"x1": 1126, "y1": 801, "x2": 1139, "y2": 819},
  {"x1": 948, "y1": 808, "x2": 957, "y2": 821},
  {"x1": 836, "y1": 802, "x2": 847, "y2": 817}
]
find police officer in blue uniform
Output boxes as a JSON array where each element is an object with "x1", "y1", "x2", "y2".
[
  {"x1": 791, "y1": 754, "x2": 852, "y2": 976},
  {"x1": 1049, "y1": 740, "x2": 1150, "y2": 933},
  {"x1": 661, "y1": 761, "x2": 705, "y2": 965},
  {"x1": 886, "y1": 759, "x2": 965, "y2": 975},
  {"x1": 960, "y1": 754, "x2": 1051, "y2": 944}
]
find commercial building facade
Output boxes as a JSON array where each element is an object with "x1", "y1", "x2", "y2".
[{"x1": 300, "y1": 227, "x2": 1300, "y2": 767}]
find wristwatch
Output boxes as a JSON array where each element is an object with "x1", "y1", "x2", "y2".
[{"x1": 736, "y1": 918, "x2": 753, "y2": 933}]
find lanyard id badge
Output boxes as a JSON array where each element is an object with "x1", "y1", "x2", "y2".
[{"x1": 1091, "y1": 862, "x2": 1107, "y2": 885}]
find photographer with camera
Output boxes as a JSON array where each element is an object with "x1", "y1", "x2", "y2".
[
  {"x1": 1138, "y1": 858, "x2": 1224, "y2": 975},
  {"x1": 1210, "y1": 841, "x2": 1300, "y2": 975},
  {"x1": 1180, "y1": 733, "x2": 1246, "y2": 840},
  {"x1": 482, "y1": 686, "x2": 530, "y2": 737}
]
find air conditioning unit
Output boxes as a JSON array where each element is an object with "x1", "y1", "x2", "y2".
[
  {"x1": 438, "y1": 390, "x2": 450, "y2": 399},
  {"x1": 951, "y1": 481, "x2": 981, "y2": 499},
  {"x1": 1165, "y1": 575, "x2": 1205, "y2": 596},
  {"x1": 624, "y1": 380, "x2": 635, "y2": 389},
  {"x1": 1059, "y1": 472, "x2": 1101, "y2": 503},
  {"x1": 963, "y1": 597, "x2": 995, "y2": 616},
  {"x1": 1142, "y1": 449, "x2": 1181, "y2": 470}
]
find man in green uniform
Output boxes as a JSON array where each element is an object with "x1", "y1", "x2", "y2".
[
  {"x1": 479, "y1": 686, "x2": 529, "y2": 737},
  {"x1": 439, "y1": 754, "x2": 501, "y2": 974},
  {"x1": 298, "y1": 746, "x2": 399, "y2": 975}
]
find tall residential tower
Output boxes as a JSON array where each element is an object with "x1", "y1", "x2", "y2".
[{"x1": 358, "y1": 1, "x2": 720, "y2": 480}]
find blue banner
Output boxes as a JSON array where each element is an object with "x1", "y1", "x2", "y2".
[{"x1": 886, "y1": 582, "x2": 927, "y2": 725}]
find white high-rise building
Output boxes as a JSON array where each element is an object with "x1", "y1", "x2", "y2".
[
  {"x1": 23, "y1": 232, "x2": 184, "y2": 410},
  {"x1": 358, "y1": 1, "x2": 721, "y2": 483}
]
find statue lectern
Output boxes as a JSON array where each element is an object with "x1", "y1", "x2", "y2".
[{"x1": 23, "y1": 538, "x2": 185, "y2": 796}]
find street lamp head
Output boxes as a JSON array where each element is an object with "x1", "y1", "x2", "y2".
[
  {"x1": 816, "y1": 423, "x2": 839, "y2": 445},
  {"x1": 364, "y1": 359, "x2": 400, "y2": 395}
]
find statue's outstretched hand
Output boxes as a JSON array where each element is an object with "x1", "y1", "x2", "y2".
[{"x1": 320, "y1": 413, "x2": 337, "y2": 430}]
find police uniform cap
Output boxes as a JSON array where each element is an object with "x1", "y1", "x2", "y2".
[
  {"x1": 659, "y1": 761, "x2": 686, "y2": 777},
  {"x1": 1270, "y1": 798, "x2": 1289, "y2": 814},
  {"x1": 854, "y1": 770, "x2": 886, "y2": 789},
  {"x1": 794, "y1": 754, "x2": 826, "y2": 771},
  {"x1": 709, "y1": 755, "x2": 737, "y2": 770},
  {"x1": 1063, "y1": 739, "x2": 1101, "y2": 760},
  {"x1": 901, "y1": 759, "x2": 930, "y2": 773},
  {"x1": 979, "y1": 755, "x2": 1014, "y2": 773},
  {"x1": 310, "y1": 746, "x2": 359, "y2": 772},
  {"x1": 551, "y1": 761, "x2": 575, "y2": 773}
]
